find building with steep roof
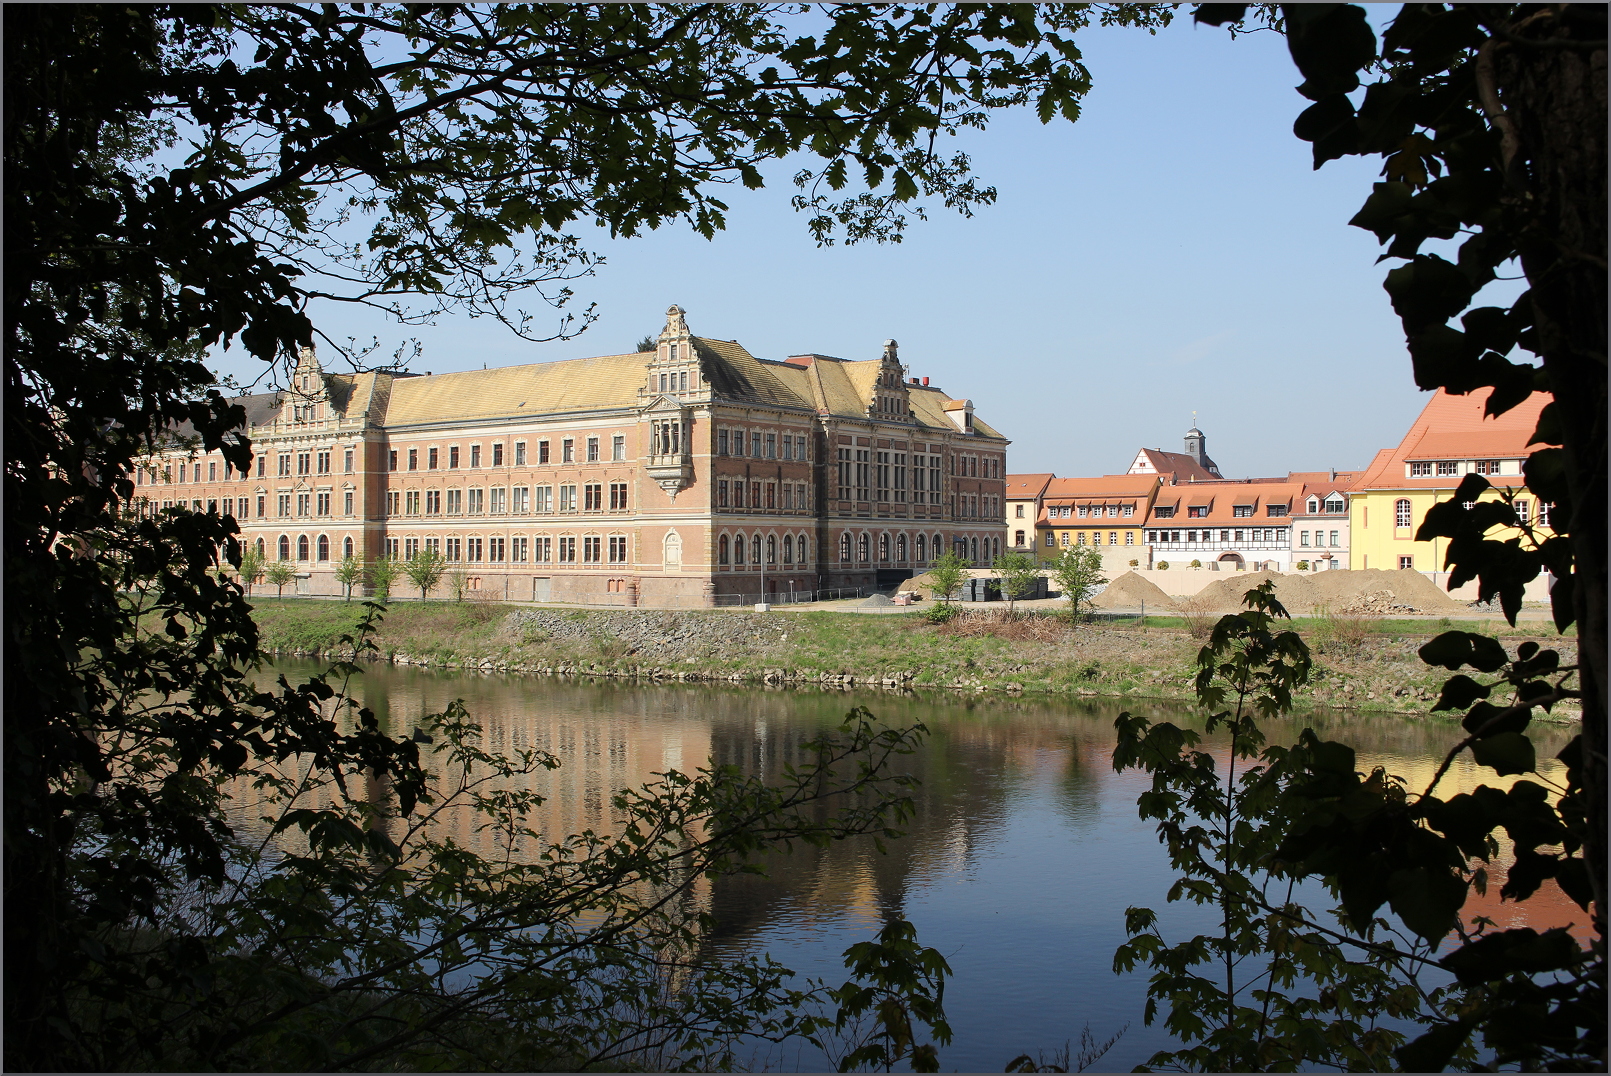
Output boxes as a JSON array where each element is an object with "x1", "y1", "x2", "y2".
[
  {"x1": 1144, "y1": 477, "x2": 1305, "y2": 571},
  {"x1": 1348, "y1": 387, "x2": 1554, "y2": 574},
  {"x1": 1035, "y1": 474, "x2": 1165, "y2": 569},
  {"x1": 1288, "y1": 468, "x2": 1361, "y2": 569},
  {"x1": 1127, "y1": 422, "x2": 1223, "y2": 482},
  {"x1": 132, "y1": 306, "x2": 1010, "y2": 605}
]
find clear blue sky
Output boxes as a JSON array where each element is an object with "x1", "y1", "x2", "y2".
[{"x1": 206, "y1": 12, "x2": 1520, "y2": 481}]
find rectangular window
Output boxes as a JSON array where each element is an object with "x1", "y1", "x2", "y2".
[
  {"x1": 489, "y1": 538, "x2": 505, "y2": 563},
  {"x1": 719, "y1": 430, "x2": 729, "y2": 456},
  {"x1": 562, "y1": 438, "x2": 574, "y2": 463},
  {"x1": 1436, "y1": 460, "x2": 1459, "y2": 476},
  {"x1": 297, "y1": 493, "x2": 311, "y2": 517},
  {"x1": 387, "y1": 491, "x2": 400, "y2": 515},
  {"x1": 343, "y1": 491, "x2": 353, "y2": 515},
  {"x1": 751, "y1": 431, "x2": 762, "y2": 457},
  {"x1": 584, "y1": 483, "x2": 603, "y2": 511},
  {"x1": 534, "y1": 536, "x2": 551, "y2": 563},
  {"x1": 765, "y1": 433, "x2": 776, "y2": 459},
  {"x1": 446, "y1": 489, "x2": 462, "y2": 514},
  {"x1": 278, "y1": 453, "x2": 291, "y2": 477},
  {"x1": 406, "y1": 490, "x2": 420, "y2": 515},
  {"x1": 447, "y1": 538, "x2": 462, "y2": 562},
  {"x1": 583, "y1": 536, "x2": 601, "y2": 563},
  {"x1": 875, "y1": 451, "x2": 890, "y2": 502},
  {"x1": 404, "y1": 538, "x2": 419, "y2": 559},
  {"x1": 1409, "y1": 460, "x2": 1432, "y2": 476},
  {"x1": 316, "y1": 492, "x2": 330, "y2": 516},
  {"x1": 559, "y1": 484, "x2": 576, "y2": 512},
  {"x1": 297, "y1": 452, "x2": 310, "y2": 476},
  {"x1": 1329, "y1": 530, "x2": 1339, "y2": 547},
  {"x1": 781, "y1": 435, "x2": 793, "y2": 461},
  {"x1": 535, "y1": 486, "x2": 553, "y2": 513},
  {"x1": 1267, "y1": 504, "x2": 1288, "y2": 517},
  {"x1": 342, "y1": 449, "x2": 353, "y2": 474},
  {"x1": 513, "y1": 486, "x2": 529, "y2": 513},
  {"x1": 490, "y1": 487, "x2": 506, "y2": 514},
  {"x1": 855, "y1": 449, "x2": 871, "y2": 501},
  {"x1": 257, "y1": 494, "x2": 266, "y2": 518},
  {"x1": 467, "y1": 538, "x2": 482, "y2": 562},
  {"x1": 612, "y1": 434, "x2": 625, "y2": 461},
  {"x1": 316, "y1": 451, "x2": 329, "y2": 475},
  {"x1": 558, "y1": 536, "x2": 577, "y2": 562},
  {"x1": 515, "y1": 441, "x2": 527, "y2": 466},
  {"x1": 512, "y1": 537, "x2": 528, "y2": 563},
  {"x1": 467, "y1": 488, "x2": 483, "y2": 514},
  {"x1": 837, "y1": 448, "x2": 851, "y2": 500},
  {"x1": 538, "y1": 440, "x2": 550, "y2": 464},
  {"x1": 408, "y1": 448, "x2": 419, "y2": 471},
  {"x1": 449, "y1": 445, "x2": 460, "y2": 469},
  {"x1": 1300, "y1": 530, "x2": 1310, "y2": 547},
  {"x1": 426, "y1": 490, "x2": 441, "y2": 515},
  {"x1": 586, "y1": 436, "x2": 599, "y2": 462},
  {"x1": 207, "y1": 461, "x2": 217, "y2": 482},
  {"x1": 492, "y1": 443, "x2": 503, "y2": 467},
  {"x1": 1399, "y1": 555, "x2": 1414, "y2": 570},
  {"x1": 609, "y1": 535, "x2": 628, "y2": 563},
  {"x1": 718, "y1": 480, "x2": 729, "y2": 508},
  {"x1": 1515, "y1": 499, "x2": 1530, "y2": 524},
  {"x1": 1233, "y1": 505, "x2": 1253, "y2": 518},
  {"x1": 427, "y1": 447, "x2": 439, "y2": 470},
  {"x1": 609, "y1": 482, "x2": 628, "y2": 510}
]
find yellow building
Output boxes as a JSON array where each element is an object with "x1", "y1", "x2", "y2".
[{"x1": 1350, "y1": 388, "x2": 1554, "y2": 578}]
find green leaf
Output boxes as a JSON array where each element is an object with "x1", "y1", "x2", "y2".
[
  {"x1": 1439, "y1": 927, "x2": 1583, "y2": 984},
  {"x1": 1395, "y1": 1021, "x2": 1472, "y2": 1073},
  {"x1": 1418, "y1": 630, "x2": 1507, "y2": 672},
  {"x1": 1470, "y1": 731, "x2": 1535, "y2": 776},
  {"x1": 1434, "y1": 674, "x2": 1489, "y2": 712},
  {"x1": 1386, "y1": 865, "x2": 1466, "y2": 941}
]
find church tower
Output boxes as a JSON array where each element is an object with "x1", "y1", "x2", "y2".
[{"x1": 1184, "y1": 423, "x2": 1206, "y2": 466}]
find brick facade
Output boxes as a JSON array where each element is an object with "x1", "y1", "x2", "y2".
[{"x1": 133, "y1": 306, "x2": 1009, "y2": 605}]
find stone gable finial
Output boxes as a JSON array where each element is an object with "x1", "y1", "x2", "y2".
[
  {"x1": 663, "y1": 305, "x2": 688, "y2": 337},
  {"x1": 883, "y1": 339, "x2": 898, "y2": 361},
  {"x1": 295, "y1": 343, "x2": 320, "y2": 372}
]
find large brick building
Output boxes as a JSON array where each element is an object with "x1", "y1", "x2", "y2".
[{"x1": 135, "y1": 306, "x2": 1009, "y2": 605}]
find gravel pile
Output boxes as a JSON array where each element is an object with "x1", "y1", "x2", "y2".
[
  {"x1": 1089, "y1": 571, "x2": 1178, "y2": 611},
  {"x1": 1192, "y1": 568, "x2": 1468, "y2": 615}
]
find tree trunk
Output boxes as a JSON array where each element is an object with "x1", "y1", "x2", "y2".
[{"x1": 1499, "y1": 3, "x2": 1607, "y2": 937}]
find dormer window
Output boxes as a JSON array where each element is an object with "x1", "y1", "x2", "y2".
[
  {"x1": 1325, "y1": 497, "x2": 1344, "y2": 513},
  {"x1": 1307, "y1": 497, "x2": 1319, "y2": 514}
]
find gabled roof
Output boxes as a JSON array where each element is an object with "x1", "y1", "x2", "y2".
[
  {"x1": 1130, "y1": 447, "x2": 1221, "y2": 482},
  {"x1": 1044, "y1": 474, "x2": 1163, "y2": 501},
  {"x1": 1145, "y1": 479, "x2": 1303, "y2": 527},
  {"x1": 1356, "y1": 388, "x2": 1553, "y2": 491}
]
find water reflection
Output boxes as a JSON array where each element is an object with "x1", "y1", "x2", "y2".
[{"x1": 259, "y1": 660, "x2": 1581, "y2": 1071}]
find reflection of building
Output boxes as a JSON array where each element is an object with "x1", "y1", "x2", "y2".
[
  {"x1": 1349, "y1": 387, "x2": 1553, "y2": 576},
  {"x1": 133, "y1": 306, "x2": 1010, "y2": 604}
]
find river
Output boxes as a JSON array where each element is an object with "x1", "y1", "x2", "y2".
[{"x1": 261, "y1": 659, "x2": 1580, "y2": 1072}]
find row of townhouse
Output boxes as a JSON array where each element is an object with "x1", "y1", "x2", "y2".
[
  {"x1": 1005, "y1": 386, "x2": 1554, "y2": 584},
  {"x1": 134, "y1": 306, "x2": 1009, "y2": 605}
]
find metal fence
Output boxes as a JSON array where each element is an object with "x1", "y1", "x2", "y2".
[{"x1": 710, "y1": 586, "x2": 869, "y2": 607}]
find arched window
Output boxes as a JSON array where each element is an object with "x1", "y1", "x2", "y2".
[
  {"x1": 858, "y1": 534, "x2": 870, "y2": 562},
  {"x1": 297, "y1": 535, "x2": 310, "y2": 561},
  {"x1": 933, "y1": 533, "x2": 944, "y2": 560},
  {"x1": 1395, "y1": 498, "x2": 1413, "y2": 528},
  {"x1": 343, "y1": 536, "x2": 354, "y2": 558},
  {"x1": 840, "y1": 533, "x2": 852, "y2": 562},
  {"x1": 1014, "y1": 530, "x2": 1025, "y2": 546},
  {"x1": 783, "y1": 534, "x2": 793, "y2": 564},
  {"x1": 879, "y1": 534, "x2": 890, "y2": 562},
  {"x1": 916, "y1": 533, "x2": 927, "y2": 562},
  {"x1": 766, "y1": 534, "x2": 776, "y2": 564},
  {"x1": 733, "y1": 534, "x2": 745, "y2": 566},
  {"x1": 970, "y1": 536, "x2": 979, "y2": 563},
  {"x1": 719, "y1": 535, "x2": 730, "y2": 565},
  {"x1": 798, "y1": 535, "x2": 809, "y2": 564},
  {"x1": 278, "y1": 535, "x2": 290, "y2": 560},
  {"x1": 256, "y1": 537, "x2": 266, "y2": 558},
  {"x1": 317, "y1": 535, "x2": 330, "y2": 561},
  {"x1": 896, "y1": 534, "x2": 907, "y2": 562},
  {"x1": 752, "y1": 534, "x2": 763, "y2": 564}
]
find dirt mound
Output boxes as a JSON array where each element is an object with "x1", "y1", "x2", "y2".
[
  {"x1": 860, "y1": 591, "x2": 894, "y2": 607},
  {"x1": 1307, "y1": 568, "x2": 1468, "y2": 615},
  {"x1": 1191, "y1": 570, "x2": 1317, "y2": 612},
  {"x1": 1089, "y1": 571, "x2": 1177, "y2": 611},
  {"x1": 1192, "y1": 568, "x2": 1468, "y2": 615}
]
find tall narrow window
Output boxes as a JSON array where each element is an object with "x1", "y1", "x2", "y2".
[
  {"x1": 612, "y1": 435, "x2": 625, "y2": 461},
  {"x1": 1395, "y1": 498, "x2": 1412, "y2": 528}
]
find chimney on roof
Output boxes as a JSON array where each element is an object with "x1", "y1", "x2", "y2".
[
  {"x1": 1330, "y1": 468, "x2": 1337, "y2": 482},
  {"x1": 922, "y1": 376, "x2": 929, "y2": 386}
]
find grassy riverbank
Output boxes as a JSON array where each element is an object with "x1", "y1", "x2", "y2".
[{"x1": 246, "y1": 598, "x2": 1579, "y2": 717}]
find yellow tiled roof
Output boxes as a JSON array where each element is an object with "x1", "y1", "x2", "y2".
[{"x1": 381, "y1": 353, "x2": 649, "y2": 425}]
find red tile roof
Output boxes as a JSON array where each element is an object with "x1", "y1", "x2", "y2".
[
  {"x1": 1356, "y1": 388, "x2": 1554, "y2": 491},
  {"x1": 1146, "y1": 479, "x2": 1303, "y2": 527},
  {"x1": 1131, "y1": 448, "x2": 1220, "y2": 482}
]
